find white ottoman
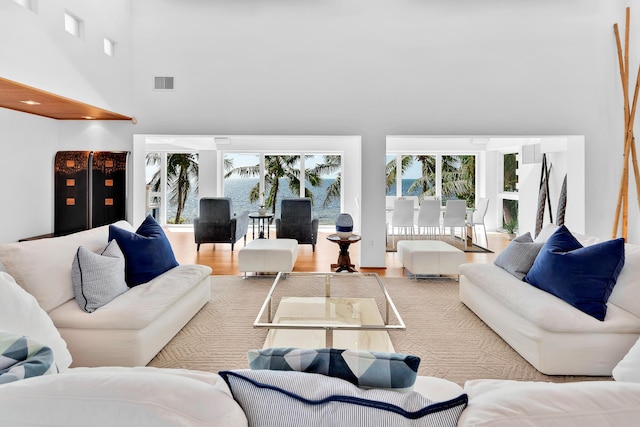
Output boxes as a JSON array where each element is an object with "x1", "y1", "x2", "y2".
[
  {"x1": 396, "y1": 240, "x2": 465, "y2": 278},
  {"x1": 238, "y1": 239, "x2": 298, "y2": 277}
]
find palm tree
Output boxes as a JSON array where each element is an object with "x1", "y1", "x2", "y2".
[
  {"x1": 441, "y1": 155, "x2": 475, "y2": 207},
  {"x1": 407, "y1": 155, "x2": 437, "y2": 198},
  {"x1": 310, "y1": 155, "x2": 342, "y2": 207},
  {"x1": 225, "y1": 155, "x2": 325, "y2": 214},
  {"x1": 146, "y1": 153, "x2": 199, "y2": 224},
  {"x1": 385, "y1": 155, "x2": 414, "y2": 193}
]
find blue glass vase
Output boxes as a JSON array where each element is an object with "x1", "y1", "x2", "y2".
[{"x1": 336, "y1": 213, "x2": 353, "y2": 238}]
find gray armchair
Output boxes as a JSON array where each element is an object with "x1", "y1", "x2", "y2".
[
  {"x1": 194, "y1": 197, "x2": 249, "y2": 251},
  {"x1": 275, "y1": 198, "x2": 319, "y2": 252}
]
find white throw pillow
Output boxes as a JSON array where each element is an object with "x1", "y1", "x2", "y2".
[
  {"x1": 0, "y1": 220, "x2": 134, "y2": 312},
  {"x1": 608, "y1": 243, "x2": 640, "y2": 318},
  {"x1": 459, "y1": 379, "x2": 640, "y2": 427},
  {"x1": 0, "y1": 367, "x2": 248, "y2": 427},
  {"x1": 613, "y1": 337, "x2": 640, "y2": 383},
  {"x1": 533, "y1": 223, "x2": 559, "y2": 243},
  {"x1": 0, "y1": 272, "x2": 72, "y2": 371}
]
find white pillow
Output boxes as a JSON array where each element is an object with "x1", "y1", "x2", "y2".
[
  {"x1": 0, "y1": 272, "x2": 72, "y2": 371},
  {"x1": 608, "y1": 243, "x2": 640, "y2": 318},
  {"x1": 0, "y1": 367, "x2": 248, "y2": 427},
  {"x1": 613, "y1": 337, "x2": 640, "y2": 383},
  {"x1": 0, "y1": 220, "x2": 134, "y2": 312},
  {"x1": 533, "y1": 223, "x2": 559, "y2": 243},
  {"x1": 459, "y1": 379, "x2": 640, "y2": 427}
]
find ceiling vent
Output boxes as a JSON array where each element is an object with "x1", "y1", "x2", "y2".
[{"x1": 154, "y1": 76, "x2": 175, "y2": 91}]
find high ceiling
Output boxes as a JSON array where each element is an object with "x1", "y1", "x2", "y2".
[{"x1": 0, "y1": 77, "x2": 133, "y2": 121}]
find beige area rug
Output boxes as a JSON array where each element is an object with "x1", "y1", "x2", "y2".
[
  {"x1": 148, "y1": 275, "x2": 608, "y2": 386},
  {"x1": 386, "y1": 234, "x2": 492, "y2": 253}
]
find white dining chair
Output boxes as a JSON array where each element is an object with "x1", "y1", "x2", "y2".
[
  {"x1": 442, "y1": 199, "x2": 467, "y2": 248},
  {"x1": 469, "y1": 197, "x2": 489, "y2": 247},
  {"x1": 391, "y1": 198, "x2": 416, "y2": 246},
  {"x1": 417, "y1": 199, "x2": 442, "y2": 239}
]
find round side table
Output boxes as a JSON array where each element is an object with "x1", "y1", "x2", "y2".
[
  {"x1": 326, "y1": 234, "x2": 361, "y2": 273},
  {"x1": 249, "y1": 212, "x2": 274, "y2": 239}
]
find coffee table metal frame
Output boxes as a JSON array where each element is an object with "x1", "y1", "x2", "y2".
[{"x1": 253, "y1": 272, "x2": 405, "y2": 348}]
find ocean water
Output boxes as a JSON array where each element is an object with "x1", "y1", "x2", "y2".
[
  {"x1": 386, "y1": 180, "x2": 424, "y2": 197},
  {"x1": 167, "y1": 178, "x2": 342, "y2": 225}
]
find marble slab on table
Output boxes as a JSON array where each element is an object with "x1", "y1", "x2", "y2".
[{"x1": 263, "y1": 296, "x2": 395, "y2": 351}]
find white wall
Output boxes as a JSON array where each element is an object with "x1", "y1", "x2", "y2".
[
  {"x1": 2, "y1": 0, "x2": 640, "y2": 261},
  {"x1": 127, "y1": 0, "x2": 637, "y2": 265},
  {"x1": 0, "y1": 109, "x2": 58, "y2": 242}
]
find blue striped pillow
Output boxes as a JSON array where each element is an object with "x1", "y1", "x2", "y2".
[{"x1": 248, "y1": 348, "x2": 420, "y2": 392}]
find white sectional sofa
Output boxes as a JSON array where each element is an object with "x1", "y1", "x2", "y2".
[
  {"x1": 0, "y1": 221, "x2": 212, "y2": 367},
  {"x1": 2, "y1": 234, "x2": 640, "y2": 426},
  {"x1": 459, "y1": 226, "x2": 640, "y2": 376}
]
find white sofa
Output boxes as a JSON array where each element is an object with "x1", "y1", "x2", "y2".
[
  {"x1": 0, "y1": 221, "x2": 212, "y2": 367},
  {"x1": 459, "y1": 227, "x2": 640, "y2": 376},
  {"x1": 2, "y1": 367, "x2": 640, "y2": 426},
  {"x1": 2, "y1": 254, "x2": 640, "y2": 426}
]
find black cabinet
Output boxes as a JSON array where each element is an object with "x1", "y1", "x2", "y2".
[{"x1": 54, "y1": 151, "x2": 128, "y2": 236}]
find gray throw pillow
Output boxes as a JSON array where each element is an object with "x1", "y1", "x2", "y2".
[
  {"x1": 72, "y1": 240, "x2": 128, "y2": 313},
  {"x1": 494, "y1": 232, "x2": 544, "y2": 280}
]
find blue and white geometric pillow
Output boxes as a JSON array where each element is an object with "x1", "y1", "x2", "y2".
[
  {"x1": 0, "y1": 332, "x2": 57, "y2": 385},
  {"x1": 220, "y1": 369, "x2": 467, "y2": 427},
  {"x1": 248, "y1": 348, "x2": 420, "y2": 392}
]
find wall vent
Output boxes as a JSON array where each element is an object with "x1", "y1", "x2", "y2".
[{"x1": 154, "y1": 76, "x2": 175, "y2": 91}]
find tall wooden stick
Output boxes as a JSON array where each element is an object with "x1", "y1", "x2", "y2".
[
  {"x1": 612, "y1": 22, "x2": 626, "y2": 238},
  {"x1": 612, "y1": 7, "x2": 640, "y2": 240},
  {"x1": 622, "y1": 8, "x2": 631, "y2": 240}
]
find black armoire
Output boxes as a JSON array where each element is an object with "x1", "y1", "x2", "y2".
[{"x1": 54, "y1": 151, "x2": 128, "y2": 236}]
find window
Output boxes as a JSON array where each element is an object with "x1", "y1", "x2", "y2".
[
  {"x1": 386, "y1": 153, "x2": 475, "y2": 206},
  {"x1": 503, "y1": 153, "x2": 518, "y2": 192},
  {"x1": 498, "y1": 150, "x2": 519, "y2": 232},
  {"x1": 64, "y1": 11, "x2": 82, "y2": 38},
  {"x1": 224, "y1": 153, "x2": 261, "y2": 214},
  {"x1": 223, "y1": 152, "x2": 342, "y2": 225},
  {"x1": 104, "y1": 38, "x2": 116, "y2": 57},
  {"x1": 442, "y1": 155, "x2": 475, "y2": 207},
  {"x1": 146, "y1": 152, "x2": 199, "y2": 225},
  {"x1": 404, "y1": 155, "x2": 436, "y2": 198},
  {"x1": 13, "y1": 0, "x2": 36, "y2": 11},
  {"x1": 306, "y1": 154, "x2": 342, "y2": 225}
]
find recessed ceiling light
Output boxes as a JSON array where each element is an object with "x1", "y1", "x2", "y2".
[{"x1": 19, "y1": 100, "x2": 41, "y2": 105}]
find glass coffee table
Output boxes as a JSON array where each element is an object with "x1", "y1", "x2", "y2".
[{"x1": 253, "y1": 272, "x2": 405, "y2": 351}]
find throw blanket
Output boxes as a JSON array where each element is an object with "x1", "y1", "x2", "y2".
[{"x1": 0, "y1": 331, "x2": 57, "y2": 385}]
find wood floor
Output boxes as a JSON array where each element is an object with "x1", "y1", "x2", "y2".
[{"x1": 165, "y1": 227, "x2": 510, "y2": 277}]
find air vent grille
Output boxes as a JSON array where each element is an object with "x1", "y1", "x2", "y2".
[{"x1": 154, "y1": 76, "x2": 175, "y2": 91}]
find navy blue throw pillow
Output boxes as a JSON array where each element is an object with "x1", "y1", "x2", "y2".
[
  {"x1": 524, "y1": 225, "x2": 625, "y2": 321},
  {"x1": 108, "y1": 215, "x2": 179, "y2": 286}
]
